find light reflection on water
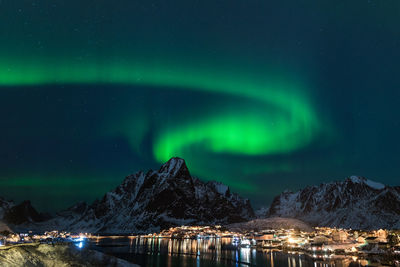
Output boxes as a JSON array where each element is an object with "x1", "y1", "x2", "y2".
[
  {"x1": 89, "y1": 237, "x2": 364, "y2": 267},
  {"x1": 75, "y1": 241, "x2": 84, "y2": 249}
]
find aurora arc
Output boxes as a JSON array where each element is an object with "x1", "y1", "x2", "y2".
[{"x1": 0, "y1": 60, "x2": 322, "y2": 164}]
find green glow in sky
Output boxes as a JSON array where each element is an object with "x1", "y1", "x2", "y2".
[
  {"x1": 0, "y1": 59, "x2": 321, "y2": 167},
  {"x1": 1, "y1": 0, "x2": 399, "y2": 211},
  {"x1": 154, "y1": 110, "x2": 316, "y2": 162}
]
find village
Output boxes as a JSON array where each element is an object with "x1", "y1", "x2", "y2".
[
  {"x1": 0, "y1": 230, "x2": 91, "y2": 248},
  {"x1": 1, "y1": 225, "x2": 399, "y2": 261},
  {"x1": 140, "y1": 225, "x2": 400, "y2": 257}
]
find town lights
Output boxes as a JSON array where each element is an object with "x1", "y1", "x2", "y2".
[{"x1": 240, "y1": 239, "x2": 251, "y2": 248}]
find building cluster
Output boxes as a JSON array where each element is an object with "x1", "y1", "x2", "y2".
[
  {"x1": 250, "y1": 227, "x2": 400, "y2": 255},
  {"x1": 142, "y1": 225, "x2": 231, "y2": 239},
  {"x1": 0, "y1": 230, "x2": 91, "y2": 247},
  {"x1": 1, "y1": 225, "x2": 399, "y2": 259},
  {"x1": 142, "y1": 225, "x2": 400, "y2": 256}
]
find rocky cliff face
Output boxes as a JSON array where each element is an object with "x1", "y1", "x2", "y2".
[
  {"x1": 266, "y1": 176, "x2": 400, "y2": 229},
  {"x1": 20, "y1": 157, "x2": 254, "y2": 233}
]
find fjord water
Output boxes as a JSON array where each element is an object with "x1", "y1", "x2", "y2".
[{"x1": 88, "y1": 236, "x2": 359, "y2": 267}]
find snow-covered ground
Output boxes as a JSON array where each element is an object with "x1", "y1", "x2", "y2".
[
  {"x1": 0, "y1": 243, "x2": 138, "y2": 267},
  {"x1": 227, "y1": 217, "x2": 313, "y2": 232}
]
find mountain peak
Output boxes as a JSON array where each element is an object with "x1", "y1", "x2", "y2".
[
  {"x1": 158, "y1": 157, "x2": 191, "y2": 178},
  {"x1": 16, "y1": 157, "x2": 254, "y2": 233},
  {"x1": 267, "y1": 176, "x2": 397, "y2": 229},
  {"x1": 347, "y1": 176, "x2": 385, "y2": 190}
]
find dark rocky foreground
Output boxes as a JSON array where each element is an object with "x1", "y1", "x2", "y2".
[{"x1": 0, "y1": 243, "x2": 137, "y2": 267}]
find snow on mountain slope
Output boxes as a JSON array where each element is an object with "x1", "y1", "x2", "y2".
[
  {"x1": 22, "y1": 157, "x2": 254, "y2": 234},
  {"x1": 265, "y1": 176, "x2": 400, "y2": 229},
  {"x1": 349, "y1": 176, "x2": 385, "y2": 190},
  {"x1": 227, "y1": 217, "x2": 313, "y2": 232}
]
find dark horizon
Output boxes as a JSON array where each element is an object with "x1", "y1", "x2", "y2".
[{"x1": 0, "y1": 152, "x2": 398, "y2": 213}]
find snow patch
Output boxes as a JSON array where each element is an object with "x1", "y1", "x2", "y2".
[
  {"x1": 350, "y1": 176, "x2": 385, "y2": 190},
  {"x1": 211, "y1": 182, "x2": 228, "y2": 195},
  {"x1": 364, "y1": 179, "x2": 385, "y2": 190}
]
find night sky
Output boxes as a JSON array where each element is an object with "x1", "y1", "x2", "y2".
[{"x1": 1, "y1": 1, "x2": 399, "y2": 211}]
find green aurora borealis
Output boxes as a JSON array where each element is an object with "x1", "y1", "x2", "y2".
[
  {"x1": 1, "y1": 0, "x2": 399, "y2": 210},
  {"x1": 1, "y1": 59, "x2": 322, "y2": 184},
  {"x1": 0, "y1": 60, "x2": 322, "y2": 162}
]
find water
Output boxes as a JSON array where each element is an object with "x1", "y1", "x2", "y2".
[{"x1": 87, "y1": 236, "x2": 365, "y2": 267}]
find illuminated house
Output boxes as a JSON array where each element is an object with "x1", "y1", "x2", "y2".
[
  {"x1": 375, "y1": 229, "x2": 388, "y2": 242},
  {"x1": 332, "y1": 230, "x2": 348, "y2": 243},
  {"x1": 254, "y1": 234, "x2": 274, "y2": 241},
  {"x1": 313, "y1": 235, "x2": 331, "y2": 244},
  {"x1": 356, "y1": 236, "x2": 366, "y2": 244}
]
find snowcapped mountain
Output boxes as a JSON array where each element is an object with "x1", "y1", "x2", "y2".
[
  {"x1": 265, "y1": 176, "x2": 400, "y2": 229},
  {"x1": 20, "y1": 157, "x2": 254, "y2": 233}
]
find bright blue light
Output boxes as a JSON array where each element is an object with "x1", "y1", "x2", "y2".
[{"x1": 76, "y1": 241, "x2": 84, "y2": 249}]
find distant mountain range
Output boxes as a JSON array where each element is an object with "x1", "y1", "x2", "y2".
[
  {"x1": 1, "y1": 159, "x2": 399, "y2": 233},
  {"x1": 3, "y1": 157, "x2": 254, "y2": 234},
  {"x1": 263, "y1": 176, "x2": 400, "y2": 229}
]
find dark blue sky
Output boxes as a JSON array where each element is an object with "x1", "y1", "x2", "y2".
[{"x1": 0, "y1": 0, "x2": 399, "y2": 211}]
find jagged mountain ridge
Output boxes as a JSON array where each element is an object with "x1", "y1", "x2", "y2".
[
  {"x1": 4, "y1": 165, "x2": 399, "y2": 232},
  {"x1": 16, "y1": 157, "x2": 254, "y2": 233},
  {"x1": 266, "y1": 176, "x2": 400, "y2": 229}
]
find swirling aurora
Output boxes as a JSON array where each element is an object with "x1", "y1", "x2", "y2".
[
  {"x1": 0, "y1": 60, "x2": 321, "y2": 164},
  {"x1": 1, "y1": 0, "x2": 399, "y2": 211}
]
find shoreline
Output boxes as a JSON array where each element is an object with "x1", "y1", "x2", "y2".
[{"x1": 0, "y1": 242, "x2": 138, "y2": 267}]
